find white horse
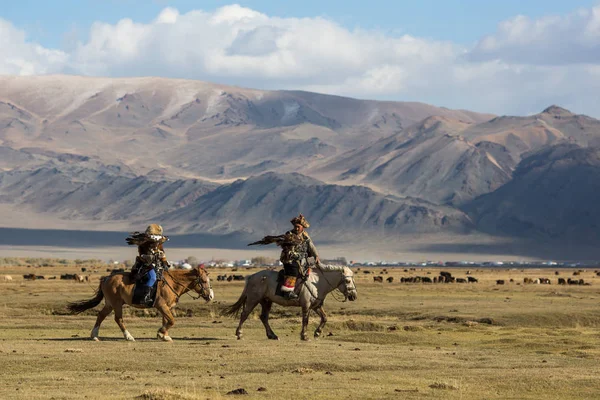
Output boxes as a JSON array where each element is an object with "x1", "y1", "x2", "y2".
[{"x1": 223, "y1": 265, "x2": 357, "y2": 341}]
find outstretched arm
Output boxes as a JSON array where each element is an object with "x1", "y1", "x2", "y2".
[
  {"x1": 248, "y1": 232, "x2": 302, "y2": 247},
  {"x1": 306, "y1": 236, "x2": 320, "y2": 264},
  {"x1": 247, "y1": 235, "x2": 285, "y2": 246}
]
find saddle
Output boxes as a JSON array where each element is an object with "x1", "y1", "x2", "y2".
[
  {"x1": 132, "y1": 281, "x2": 158, "y2": 306},
  {"x1": 131, "y1": 269, "x2": 160, "y2": 306},
  {"x1": 275, "y1": 269, "x2": 310, "y2": 298}
]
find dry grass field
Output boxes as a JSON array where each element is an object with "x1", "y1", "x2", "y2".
[{"x1": 2, "y1": 264, "x2": 600, "y2": 399}]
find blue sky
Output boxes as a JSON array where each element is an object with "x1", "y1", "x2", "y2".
[
  {"x1": 5, "y1": 0, "x2": 599, "y2": 48},
  {"x1": 1, "y1": 1, "x2": 600, "y2": 116}
]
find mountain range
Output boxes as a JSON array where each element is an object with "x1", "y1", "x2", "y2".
[{"x1": 1, "y1": 75, "x2": 600, "y2": 253}]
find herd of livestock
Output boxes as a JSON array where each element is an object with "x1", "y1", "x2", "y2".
[
  {"x1": 369, "y1": 270, "x2": 592, "y2": 285},
  {"x1": 2, "y1": 266, "x2": 597, "y2": 287}
]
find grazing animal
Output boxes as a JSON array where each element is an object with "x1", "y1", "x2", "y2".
[
  {"x1": 456, "y1": 278, "x2": 467, "y2": 283},
  {"x1": 23, "y1": 274, "x2": 36, "y2": 280},
  {"x1": 467, "y1": 276, "x2": 478, "y2": 283},
  {"x1": 558, "y1": 278, "x2": 566, "y2": 285},
  {"x1": 3, "y1": 275, "x2": 13, "y2": 281},
  {"x1": 67, "y1": 266, "x2": 213, "y2": 342},
  {"x1": 421, "y1": 277, "x2": 432, "y2": 283},
  {"x1": 386, "y1": 277, "x2": 394, "y2": 283},
  {"x1": 75, "y1": 274, "x2": 85, "y2": 283},
  {"x1": 496, "y1": 280, "x2": 505, "y2": 285},
  {"x1": 223, "y1": 265, "x2": 357, "y2": 341},
  {"x1": 373, "y1": 276, "x2": 383, "y2": 283}
]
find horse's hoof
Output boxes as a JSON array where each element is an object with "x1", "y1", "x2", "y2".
[
  {"x1": 125, "y1": 336, "x2": 135, "y2": 342},
  {"x1": 157, "y1": 332, "x2": 172, "y2": 342},
  {"x1": 91, "y1": 337, "x2": 100, "y2": 342},
  {"x1": 268, "y1": 335, "x2": 279, "y2": 340},
  {"x1": 301, "y1": 336, "x2": 310, "y2": 341}
]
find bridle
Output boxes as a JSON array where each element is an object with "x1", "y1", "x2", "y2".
[
  {"x1": 162, "y1": 270, "x2": 212, "y2": 301},
  {"x1": 318, "y1": 266, "x2": 357, "y2": 302}
]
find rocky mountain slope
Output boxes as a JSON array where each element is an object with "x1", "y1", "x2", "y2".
[
  {"x1": 463, "y1": 144, "x2": 600, "y2": 243},
  {"x1": 310, "y1": 116, "x2": 515, "y2": 205},
  {"x1": 0, "y1": 75, "x2": 493, "y2": 180},
  {"x1": 2, "y1": 75, "x2": 600, "y2": 246}
]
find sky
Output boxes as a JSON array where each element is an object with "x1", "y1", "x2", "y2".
[{"x1": 2, "y1": 0, "x2": 600, "y2": 117}]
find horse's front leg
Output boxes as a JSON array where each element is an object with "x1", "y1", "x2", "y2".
[
  {"x1": 313, "y1": 306, "x2": 327, "y2": 339},
  {"x1": 300, "y1": 306, "x2": 310, "y2": 341},
  {"x1": 114, "y1": 303, "x2": 135, "y2": 341},
  {"x1": 156, "y1": 301, "x2": 175, "y2": 342}
]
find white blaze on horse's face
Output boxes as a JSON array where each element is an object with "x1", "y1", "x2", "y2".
[
  {"x1": 196, "y1": 269, "x2": 214, "y2": 302},
  {"x1": 340, "y1": 266, "x2": 357, "y2": 301}
]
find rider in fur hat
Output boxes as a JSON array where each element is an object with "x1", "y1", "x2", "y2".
[
  {"x1": 126, "y1": 224, "x2": 169, "y2": 306},
  {"x1": 248, "y1": 214, "x2": 320, "y2": 300}
]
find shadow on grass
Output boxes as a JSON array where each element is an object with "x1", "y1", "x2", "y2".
[{"x1": 34, "y1": 336, "x2": 224, "y2": 342}]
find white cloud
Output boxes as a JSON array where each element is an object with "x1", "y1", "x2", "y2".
[
  {"x1": 0, "y1": 18, "x2": 67, "y2": 75},
  {"x1": 1, "y1": 5, "x2": 600, "y2": 117},
  {"x1": 469, "y1": 6, "x2": 600, "y2": 65}
]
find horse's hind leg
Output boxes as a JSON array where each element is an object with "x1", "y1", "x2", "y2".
[
  {"x1": 91, "y1": 304, "x2": 113, "y2": 341},
  {"x1": 300, "y1": 306, "x2": 311, "y2": 341},
  {"x1": 313, "y1": 306, "x2": 327, "y2": 339},
  {"x1": 114, "y1": 303, "x2": 135, "y2": 341},
  {"x1": 235, "y1": 296, "x2": 260, "y2": 340},
  {"x1": 259, "y1": 299, "x2": 278, "y2": 340}
]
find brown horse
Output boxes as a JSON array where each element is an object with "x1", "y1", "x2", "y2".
[{"x1": 67, "y1": 266, "x2": 213, "y2": 342}]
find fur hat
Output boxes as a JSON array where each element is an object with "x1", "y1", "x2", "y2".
[
  {"x1": 145, "y1": 224, "x2": 163, "y2": 236},
  {"x1": 290, "y1": 214, "x2": 310, "y2": 228}
]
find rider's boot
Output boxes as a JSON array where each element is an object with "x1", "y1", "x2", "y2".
[{"x1": 141, "y1": 286, "x2": 154, "y2": 307}]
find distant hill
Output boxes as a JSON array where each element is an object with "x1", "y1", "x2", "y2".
[
  {"x1": 2, "y1": 75, "x2": 600, "y2": 252},
  {"x1": 463, "y1": 144, "x2": 600, "y2": 242},
  {"x1": 0, "y1": 158, "x2": 217, "y2": 222},
  {"x1": 159, "y1": 172, "x2": 474, "y2": 238},
  {"x1": 0, "y1": 75, "x2": 494, "y2": 180},
  {"x1": 310, "y1": 116, "x2": 515, "y2": 205}
]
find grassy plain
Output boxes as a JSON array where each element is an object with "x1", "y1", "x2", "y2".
[{"x1": 1, "y1": 265, "x2": 600, "y2": 399}]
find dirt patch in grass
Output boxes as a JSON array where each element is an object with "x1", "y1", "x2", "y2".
[
  {"x1": 429, "y1": 382, "x2": 459, "y2": 390},
  {"x1": 329, "y1": 319, "x2": 388, "y2": 332},
  {"x1": 135, "y1": 388, "x2": 199, "y2": 400}
]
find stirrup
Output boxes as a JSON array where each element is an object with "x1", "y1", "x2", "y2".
[{"x1": 285, "y1": 291, "x2": 298, "y2": 300}]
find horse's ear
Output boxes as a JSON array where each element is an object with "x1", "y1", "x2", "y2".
[{"x1": 196, "y1": 264, "x2": 206, "y2": 274}]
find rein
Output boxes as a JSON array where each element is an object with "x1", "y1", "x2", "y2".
[
  {"x1": 306, "y1": 266, "x2": 353, "y2": 302},
  {"x1": 161, "y1": 270, "x2": 208, "y2": 301}
]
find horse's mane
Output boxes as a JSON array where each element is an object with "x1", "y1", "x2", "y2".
[
  {"x1": 165, "y1": 268, "x2": 203, "y2": 279},
  {"x1": 315, "y1": 264, "x2": 346, "y2": 272}
]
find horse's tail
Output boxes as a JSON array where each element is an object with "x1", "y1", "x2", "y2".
[
  {"x1": 66, "y1": 279, "x2": 105, "y2": 315},
  {"x1": 222, "y1": 278, "x2": 248, "y2": 317}
]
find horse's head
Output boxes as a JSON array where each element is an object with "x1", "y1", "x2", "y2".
[
  {"x1": 338, "y1": 266, "x2": 357, "y2": 301},
  {"x1": 193, "y1": 265, "x2": 214, "y2": 302}
]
